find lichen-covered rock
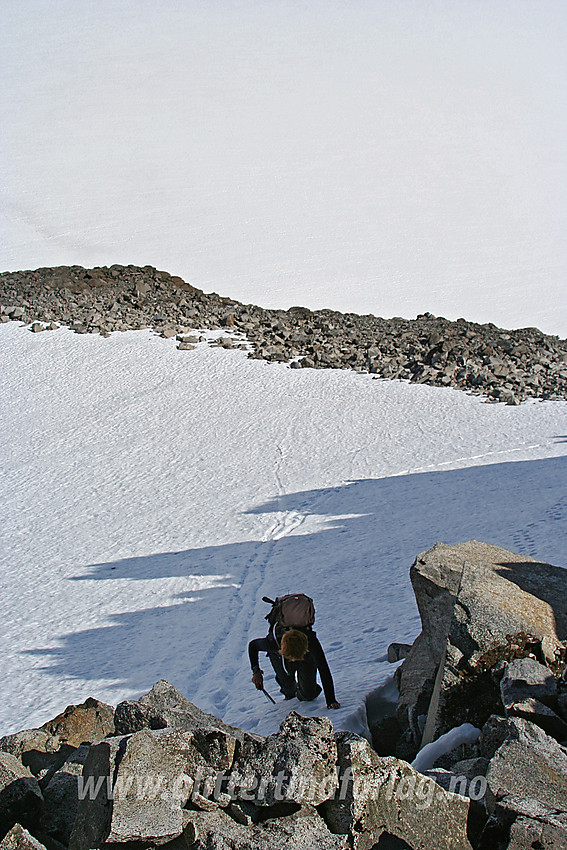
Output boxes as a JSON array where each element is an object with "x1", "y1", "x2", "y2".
[
  {"x1": 69, "y1": 721, "x2": 242, "y2": 849},
  {"x1": 321, "y1": 731, "x2": 474, "y2": 850},
  {"x1": 478, "y1": 795, "x2": 567, "y2": 850},
  {"x1": 0, "y1": 698, "x2": 114, "y2": 783},
  {"x1": 401, "y1": 541, "x2": 567, "y2": 749},
  {"x1": 114, "y1": 679, "x2": 254, "y2": 743},
  {"x1": 483, "y1": 717, "x2": 567, "y2": 812},
  {"x1": 500, "y1": 657, "x2": 557, "y2": 709},
  {"x1": 37, "y1": 745, "x2": 89, "y2": 846},
  {"x1": 182, "y1": 805, "x2": 346, "y2": 849},
  {"x1": 229, "y1": 712, "x2": 338, "y2": 807}
]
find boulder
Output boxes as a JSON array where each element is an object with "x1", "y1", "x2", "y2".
[
  {"x1": 483, "y1": 717, "x2": 567, "y2": 812},
  {"x1": 478, "y1": 795, "x2": 567, "y2": 850},
  {"x1": 499, "y1": 656, "x2": 557, "y2": 709},
  {"x1": 388, "y1": 644, "x2": 412, "y2": 663},
  {"x1": 68, "y1": 737, "x2": 121, "y2": 850},
  {"x1": 321, "y1": 731, "x2": 475, "y2": 850},
  {"x1": 0, "y1": 825, "x2": 46, "y2": 850},
  {"x1": 402, "y1": 542, "x2": 567, "y2": 748},
  {"x1": 70, "y1": 723, "x2": 239, "y2": 849},
  {"x1": 0, "y1": 698, "x2": 114, "y2": 782},
  {"x1": 114, "y1": 679, "x2": 253, "y2": 743},
  {"x1": 182, "y1": 805, "x2": 345, "y2": 849},
  {"x1": 229, "y1": 712, "x2": 337, "y2": 807},
  {"x1": 0, "y1": 754, "x2": 43, "y2": 839},
  {"x1": 506, "y1": 697, "x2": 567, "y2": 740},
  {"x1": 37, "y1": 745, "x2": 89, "y2": 846}
]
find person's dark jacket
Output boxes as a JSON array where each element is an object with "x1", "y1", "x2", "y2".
[{"x1": 248, "y1": 629, "x2": 337, "y2": 705}]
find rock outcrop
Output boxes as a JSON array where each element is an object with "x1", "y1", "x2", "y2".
[
  {"x1": 382, "y1": 540, "x2": 567, "y2": 850},
  {"x1": 391, "y1": 541, "x2": 567, "y2": 751},
  {"x1": 2, "y1": 264, "x2": 567, "y2": 403}
]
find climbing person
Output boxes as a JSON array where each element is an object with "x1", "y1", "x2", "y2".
[{"x1": 248, "y1": 593, "x2": 340, "y2": 709}]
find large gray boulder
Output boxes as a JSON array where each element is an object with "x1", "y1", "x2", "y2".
[
  {"x1": 500, "y1": 656, "x2": 557, "y2": 709},
  {"x1": 396, "y1": 541, "x2": 567, "y2": 750},
  {"x1": 321, "y1": 731, "x2": 474, "y2": 850},
  {"x1": 229, "y1": 712, "x2": 338, "y2": 807},
  {"x1": 68, "y1": 737, "x2": 122, "y2": 850},
  {"x1": 37, "y1": 745, "x2": 89, "y2": 846},
  {"x1": 114, "y1": 679, "x2": 254, "y2": 742},
  {"x1": 482, "y1": 716, "x2": 567, "y2": 812},
  {"x1": 0, "y1": 754, "x2": 43, "y2": 839},
  {"x1": 69, "y1": 722, "x2": 240, "y2": 849}
]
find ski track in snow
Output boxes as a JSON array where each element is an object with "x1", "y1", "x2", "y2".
[{"x1": 1, "y1": 322, "x2": 566, "y2": 737}]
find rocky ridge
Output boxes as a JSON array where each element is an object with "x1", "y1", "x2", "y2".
[{"x1": 2, "y1": 265, "x2": 567, "y2": 403}]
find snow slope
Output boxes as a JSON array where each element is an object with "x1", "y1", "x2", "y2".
[
  {"x1": 2, "y1": 1, "x2": 567, "y2": 335},
  {"x1": 1, "y1": 321, "x2": 566, "y2": 737}
]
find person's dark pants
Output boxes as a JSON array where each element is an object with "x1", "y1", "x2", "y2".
[{"x1": 267, "y1": 648, "x2": 322, "y2": 701}]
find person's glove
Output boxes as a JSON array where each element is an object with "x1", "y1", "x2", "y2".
[
  {"x1": 252, "y1": 668, "x2": 264, "y2": 690},
  {"x1": 327, "y1": 701, "x2": 341, "y2": 709}
]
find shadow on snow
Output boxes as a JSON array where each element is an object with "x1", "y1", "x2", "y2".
[{"x1": 24, "y1": 455, "x2": 567, "y2": 718}]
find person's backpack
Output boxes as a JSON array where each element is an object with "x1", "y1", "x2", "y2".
[{"x1": 263, "y1": 593, "x2": 315, "y2": 644}]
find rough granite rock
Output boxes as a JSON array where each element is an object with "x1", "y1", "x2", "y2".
[
  {"x1": 37, "y1": 745, "x2": 90, "y2": 846},
  {"x1": 114, "y1": 679, "x2": 254, "y2": 743},
  {"x1": 499, "y1": 656, "x2": 557, "y2": 709},
  {"x1": 181, "y1": 805, "x2": 346, "y2": 849},
  {"x1": 0, "y1": 825, "x2": 46, "y2": 850},
  {"x1": 0, "y1": 754, "x2": 43, "y2": 839},
  {"x1": 478, "y1": 795, "x2": 567, "y2": 850},
  {"x1": 483, "y1": 717, "x2": 567, "y2": 812},
  {"x1": 229, "y1": 712, "x2": 338, "y2": 807},
  {"x1": 70, "y1": 723, "x2": 240, "y2": 848},
  {"x1": 506, "y1": 697, "x2": 567, "y2": 740},
  {"x1": 0, "y1": 698, "x2": 114, "y2": 783},
  {"x1": 321, "y1": 731, "x2": 474, "y2": 850},
  {"x1": 399, "y1": 541, "x2": 567, "y2": 749},
  {"x1": 68, "y1": 737, "x2": 122, "y2": 850}
]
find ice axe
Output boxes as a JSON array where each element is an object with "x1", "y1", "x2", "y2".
[{"x1": 262, "y1": 688, "x2": 276, "y2": 704}]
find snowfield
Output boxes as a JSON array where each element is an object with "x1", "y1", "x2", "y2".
[{"x1": 1, "y1": 322, "x2": 566, "y2": 737}]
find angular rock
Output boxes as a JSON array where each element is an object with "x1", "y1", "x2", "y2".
[
  {"x1": 68, "y1": 737, "x2": 121, "y2": 850},
  {"x1": 478, "y1": 794, "x2": 567, "y2": 850},
  {"x1": 1, "y1": 698, "x2": 114, "y2": 785},
  {"x1": 507, "y1": 697, "x2": 567, "y2": 740},
  {"x1": 484, "y1": 717, "x2": 567, "y2": 812},
  {"x1": 408, "y1": 541, "x2": 567, "y2": 747},
  {"x1": 182, "y1": 805, "x2": 345, "y2": 849},
  {"x1": 0, "y1": 754, "x2": 43, "y2": 838},
  {"x1": 70, "y1": 722, "x2": 240, "y2": 848},
  {"x1": 229, "y1": 712, "x2": 337, "y2": 807},
  {"x1": 449, "y1": 757, "x2": 489, "y2": 780},
  {"x1": 0, "y1": 824, "x2": 46, "y2": 850},
  {"x1": 321, "y1": 731, "x2": 475, "y2": 850},
  {"x1": 388, "y1": 643, "x2": 412, "y2": 663},
  {"x1": 37, "y1": 745, "x2": 89, "y2": 846},
  {"x1": 114, "y1": 679, "x2": 252, "y2": 742},
  {"x1": 499, "y1": 656, "x2": 557, "y2": 709}
]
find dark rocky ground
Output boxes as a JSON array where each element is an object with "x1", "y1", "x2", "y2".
[{"x1": 2, "y1": 264, "x2": 567, "y2": 404}]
